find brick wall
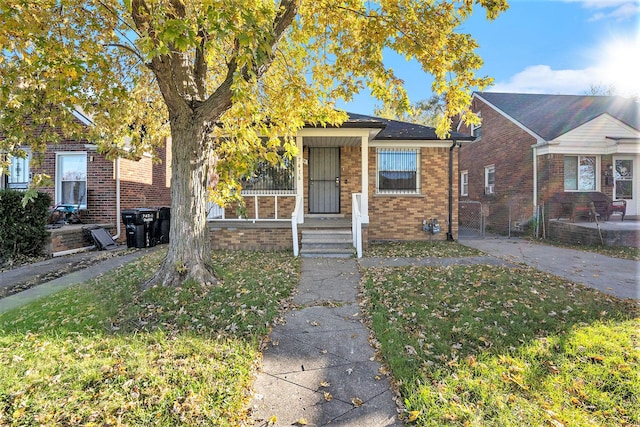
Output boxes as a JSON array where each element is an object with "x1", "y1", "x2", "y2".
[
  {"x1": 340, "y1": 146, "x2": 362, "y2": 215},
  {"x1": 47, "y1": 224, "x2": 116, "y2": 253},
  {"x1": 30, "y1": 136, "x2": 171, "y2": 229},
  {"x1": 459, "y1": 98, "x2": 538, "y2": 234},
  {"x1": 548, "y1": 220, "x2": 639, "y2": 248},
  {"x1": 368, "y1": 146, "x2": 457, "y2": 241},
  {"x1": 209, "y1": 224, "x2": 293, "y2": 250}
]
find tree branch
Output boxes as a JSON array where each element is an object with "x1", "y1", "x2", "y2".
[
  {"x1": 105, "y1": 43, "x2": 145, "y2": 63},
  {"x1": 198, "y1": 0, "x2": 301, "y2": 122}
]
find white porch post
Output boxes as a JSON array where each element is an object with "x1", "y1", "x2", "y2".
[
  {"x1": 296, "y1": 135, "x2": 304, "y2": 224},
  {"x1": 360, "y1": 135, "x2": 369, "y2": 223}
]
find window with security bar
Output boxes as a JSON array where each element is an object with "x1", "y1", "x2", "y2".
[
  {"x1": 376, "y1": 148, "x2": 421, "y2": 194},
  {"x1": 241, "y1": 156, "x2": 296, "y2": 194}
]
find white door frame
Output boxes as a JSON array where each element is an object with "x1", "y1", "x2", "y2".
[{"x1": 612, "y1": 154, "x2": 638, "y2": 218}]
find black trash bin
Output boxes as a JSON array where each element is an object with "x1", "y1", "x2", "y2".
[
  {"x1": 153, "y1": 207, "x2": 170, "y2": 244},
  {"x1": 121, "y1": 208, "x2": 158, "y2": 248}
]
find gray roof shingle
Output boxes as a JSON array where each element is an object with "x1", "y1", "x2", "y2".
[
  {"x1": 476, "y1": 92, "x2": 640, "y2": 140},
  {"x1": 346, "y1": 112, "x2": 473, "y2": 141}
]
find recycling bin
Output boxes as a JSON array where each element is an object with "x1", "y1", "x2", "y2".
[
  {"x1": 154, "y1": 207, "x2": 171, "y2": 244},
  {"x1": 121, "y1": 208, "x2": 158, "y2": 248}
]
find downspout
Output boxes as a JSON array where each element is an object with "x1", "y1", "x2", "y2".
[
  {"x1": 112, "y1": 156, "x2": 121, "y2": 240},
  {"x1": 532, "y1": 146, "x2": 538, "y2": 216},
  {"x1": 447, "y1": 140, "x2": 460, "y2": 241}
]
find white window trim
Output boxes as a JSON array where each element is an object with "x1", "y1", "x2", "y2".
[
  {"x1": 55, "y1": 152, "x2": 88, "y2": 208},
  {"x1": 471, "y1": 111, "x2": 482, "y2": 139},
  {"x1": 563, "y1": 155, "x2": 599, "y2": 192},
  {"x1": 484, "y1": 164, "x2": 495, "y2": 195},
  {"x1": 375, "y1": 148, "x2": 421, "y2": 195},
  {"x1": 460, "y1": 170, "x2": 468, "y2": 196},
  {"x1": 7, "y1": 148, "x2": 31, "y2": 189}
]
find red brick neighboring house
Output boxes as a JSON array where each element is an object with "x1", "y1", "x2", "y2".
[
  {"x1": 457, "y1": 92, "x2": 640, "y2": 233},
  {"x1": 1, "y1": 110, "x2": 171, "y2": 251}
]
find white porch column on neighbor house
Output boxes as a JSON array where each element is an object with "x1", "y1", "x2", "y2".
[
  {"x1": 360, "y1": 134, "x2": 369, "y2": 223},
  {"x1": 295, "y1": 135, "x2": 304, "y2": 224}
]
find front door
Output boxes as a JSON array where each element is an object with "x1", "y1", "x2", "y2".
[
  {"x1": 309, "y1": 147, "x2": 340, "y2": 213},
  {"x1": 613, "y1": 155, "x2": 638, "y2": 217}
]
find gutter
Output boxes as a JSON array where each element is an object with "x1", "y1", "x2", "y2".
[
  {"x1": 112, "y1": 157, "x2": 121, "y2": 240},
  {"x1": 447, "y1": 140, "x2": 461, "y2": 241}
]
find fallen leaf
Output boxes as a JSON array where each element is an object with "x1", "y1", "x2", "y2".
[
  {"x1": 407, "y1": 410, "x2": 420, "y2": 422},
  {"x1": 324, "y1": 391, "x2": 333, "y2": 401},
  {"x1": 351, "y1": 397, "x2": 363, "y2": 407},
  {"x1": 294, "y1": 418, "x2": 308, "y2": 425},
  {"x1": 267, "y1": 415, "x2": 277, "y2": 425},
  {"x1": 320, "y1": 380, "x2": 330, "y2": 387}
]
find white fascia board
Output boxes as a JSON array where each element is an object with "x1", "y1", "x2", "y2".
[
  {"x1": 297, "y1": 127, "x2": 372, "y2": 138},
  {"x1": 71, "y1": 107, "x2": 94, "y2": 126},
  {"x1": 474, "y1": 93, "x2": 546, "y2": 144}
]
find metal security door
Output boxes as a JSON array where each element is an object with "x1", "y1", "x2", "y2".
[{"x1": 309, "y1": 147, "x2": 340, "y2": 213}]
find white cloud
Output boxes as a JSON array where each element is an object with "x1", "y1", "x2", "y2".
[
  {"x1": 492, "y1": 35, "x2": 640, "y2": 96},
  {"x1": 492, "y1": 65, "x2": 595, "y2": 94},
  {"x1": 563, "y1": 0, "x2": 640, "y2": 21}
]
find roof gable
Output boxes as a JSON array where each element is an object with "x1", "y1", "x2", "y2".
[{"x1": 475, "y1": 92, "x2": 640, "y2": 141}]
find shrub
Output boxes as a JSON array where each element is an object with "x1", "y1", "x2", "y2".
[{"x1": 0, "y1": 189, "x2": 51, "y2": 264}]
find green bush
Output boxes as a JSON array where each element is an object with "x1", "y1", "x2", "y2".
[{"x1": 0, "y1": 189, "x2": 51, "y2": 263}]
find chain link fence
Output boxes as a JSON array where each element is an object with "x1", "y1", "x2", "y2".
[{"x1": 458, "y1": 201, "x2": 484, "y2": 238}]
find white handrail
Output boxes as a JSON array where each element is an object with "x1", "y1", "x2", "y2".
[
  {"x1": 207, "y1": 193, "x2": 296, "y2": 222},
  {"x1": 291, "y1": 195, "x2": 303, "y2": 256},
  {"x1": 352, "y1": 193, "x2": 362, "y2": 258}
]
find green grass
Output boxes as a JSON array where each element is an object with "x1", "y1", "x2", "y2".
[
  {"x1": 361, "y1": 263, "x2": 640, "y2": 426},
  {"x1": 0, "y1": 249, "x2": 300, "y2": 426},
  {"x1": 365, "y1": 240, "x2": 484, "y2": 258}
]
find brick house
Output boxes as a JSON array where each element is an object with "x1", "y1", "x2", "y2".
[
  {"x1": 207, "y1": 113, "x2": 472, "y2": 255},
  {"x1": 457, "y1": 92, "x2": 640, "y2": 234},
  {"x1": 1, "y1": 110, "x2": 171, "y2": 251},
  {"x1": 3, "y1": 111, "x2": 470, "y2": 256}
]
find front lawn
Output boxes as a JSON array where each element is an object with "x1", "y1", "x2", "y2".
[
  {"x1": 361, "y1": 263, "x2": 639, "y2": 426},
  {"x1": 365, "y1": 240, "x2": 484, "y2": 258},
  {"x1": 0, "y1": 249, "x2": 300, "y2": 426}
]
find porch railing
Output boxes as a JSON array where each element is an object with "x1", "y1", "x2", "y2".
[
  {"x1": 207, "y1": 193, "x2": 295, "y2": 222},
  {"x1": 291, "y1": 195, "x2": 303, "y2": 256},
  {"x1": 352, "y1": 193, "x2": 363, "y2": 258}
]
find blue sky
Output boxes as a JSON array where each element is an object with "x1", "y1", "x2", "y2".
[{"x1": 338, "y1": 0, "x2": 640, "y2": 115}]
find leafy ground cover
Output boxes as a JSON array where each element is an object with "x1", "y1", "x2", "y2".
[
  {"x1": 0, "y1": 249, "x2": 299, "y2": 426},
  {"x1": 361, "y1": 263, "x2": 639, "y2": 426},
  {"x1": 365, "y1": 240, "x2": 484, "y2": 258}
]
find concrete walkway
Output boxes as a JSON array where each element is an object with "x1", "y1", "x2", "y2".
[
  {"x1": 0, "y1": 248, "x2": 155, "y2": 313},
  {"x1": 459, "y1": 236, "x2": 639, "y2": 300},
  {"x1": 250, "y1": 258, "x2": 402, "y2": 427}
]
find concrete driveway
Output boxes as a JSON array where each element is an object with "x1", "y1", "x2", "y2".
[{"x1": 458, "y1": 236, "x2": 639, "y2": 300}]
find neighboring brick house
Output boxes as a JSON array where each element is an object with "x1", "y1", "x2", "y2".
[
  {"x1": 207, "y1": 113, "x2": 472, "y2": 254},
  {"x1": 1, "y1": 110, "x2": 171, "y2": 246},
  {"x1": 457, "y1": 92, "x2": 640, "y2": 233}
]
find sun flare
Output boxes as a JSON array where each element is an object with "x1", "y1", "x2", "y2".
[{"x1": 594, "y1": 35, "x2": 640, "y2": 96}]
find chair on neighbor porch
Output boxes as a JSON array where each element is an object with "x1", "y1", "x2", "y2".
[
  {"x1": 551, "y1": 192, "x2": 613, "y2": 222},
  {"x1": 609, "y1": 199, "x2": 626, "y2": 221}
]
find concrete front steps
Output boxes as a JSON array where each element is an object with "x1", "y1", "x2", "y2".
[{"x1": 300, "y1": 229, "x2": 354, "y2": 258}]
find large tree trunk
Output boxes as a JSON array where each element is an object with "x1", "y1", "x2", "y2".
[{"x1": 145, "y1": 112, "x2": 217, "y2": 288}]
